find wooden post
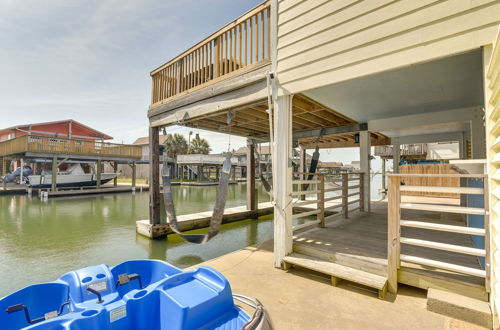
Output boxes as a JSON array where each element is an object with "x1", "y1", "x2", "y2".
[
  {"x1": 51, "y1": 156, "x2": 57, "y2": 192},
  {"x1": 214, "y1": 37, "x2": 220, "y2": 78},
  {"x1": 393, "y1": 138, "x2": 400, "y2": 174},
  {"x1": 1, "y1": 157, "x2": 6, "y2": 190},
  {"x1": 131, "y1": 161, "x2": 136, "y2": 188},
  {"x1": 299, "y1": 146, "x2": 307, "y2": 201},
  {"x1": 96, "y1": 159, "x2": 102, "y2": 189},
  {"x1": 382, "y1": 158, "x2": 386, "y2": 192},
  {"x1": 246, "y1": 140, "x2": 257, "y2": 211},
  {"x1": 341, "y1": 173, "x2": 348, "y2": 218},
  {"x1": 113, "y1": 161, "x2": 118, "y2": 187},
  {"x1": 149, "y1": 126, "x2": 161, "y2": 225},
  {"x1": 273, "y1": 95, "x2": 293, "y2": 268},
  {"x1": 359, "y1": 131, "x2": 371, "y2": 212},
  {"x1": 359, "y1": 174, "x2": 365, "y2": 212},
  {"x1": 19, "y1": 158, "x2": 24, "y2": 183},
  {"x1": 318, "y1": 174, "x2": 325, "y2": 227},
  {"x1": 1, "y1": 157, "x2": 6, "y2": 177},
  {"x1": 387, "y1": 175, "x2": 401, "y2": 294}
]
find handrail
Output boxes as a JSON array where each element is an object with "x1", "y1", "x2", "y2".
[
  {"x1": 291, "y1": 172, "x2": 365, "y2": 232},
  {"x1": 387, "y1": 173, "x2": 490, "y2": 294},
  {"x1": 150, "y1": 2, "x2": 270, "y2": 105}
]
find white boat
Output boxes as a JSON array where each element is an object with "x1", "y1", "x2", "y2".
[{"x1": 28, "y1": 164, "x2": 118, "y2": 188}]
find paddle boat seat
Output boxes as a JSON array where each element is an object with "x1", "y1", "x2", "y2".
[
  {"x1": 0, "y1": 282, "x2": 72, "y2": 329},
  {"x1": 1, "y1": 260, "x2": 272, "y2": 330}
]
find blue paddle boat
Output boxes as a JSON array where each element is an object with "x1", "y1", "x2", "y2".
[{"x1": 0, "y1": 260, "x2": 272, "y2": 330}]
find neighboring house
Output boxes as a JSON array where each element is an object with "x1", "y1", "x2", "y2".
[
  {"x1": 0, "y1": 119, "x2": 112, "y2": 142},
  {"x1": 0, "y1": 120, "x2": 140, "y2": 178}
]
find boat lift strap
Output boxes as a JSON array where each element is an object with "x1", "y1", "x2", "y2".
[{"x1": 162, "y1": 153, "x2": 232, "y2": 244}]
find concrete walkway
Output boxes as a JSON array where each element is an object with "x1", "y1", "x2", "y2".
[{"x1": 194, "y1": 240, "x2": 484, "y2": 329}]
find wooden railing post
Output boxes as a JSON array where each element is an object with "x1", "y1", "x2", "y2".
[
  {"x1": 214, "y1": 37, "x2": 220, "y2": 78},
  {"x1": 387, "y1": 175, "x2": 401, "y2": 294},
  {"x1": 342, "y1": 172, "x2": 348, "y2": 218},
  {"x1": 318, "y1": 174, "x2": 325, "y2": 228},
  {"x1": 176, "y1": 60, "x2": 182, "y2": 94},
  {"x1": 359, "y1": 173, "x2": 365, "y2": 212}
]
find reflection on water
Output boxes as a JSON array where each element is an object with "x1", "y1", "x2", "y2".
[{"x1": 0, "y1": 183, "x2": 271, "y2": 297}]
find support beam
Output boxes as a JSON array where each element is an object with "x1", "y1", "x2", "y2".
[
  {"x1": 19, "y1": 158, "x2": 24, "y2": 183},
  {"x1": 51, "y1": 156, "x2": 57, "y2": 192},
  {"x1": 359, "y1": 131, "x2": 371, "y2": 212},
  {"x1": 96, "y1": 159, "x2": 102, "y2": 189},
  {"x1": 273, "y1": 94, "x2": 293, "y2": 268},
  {"x1": 294, "y1": 123, "x2": 367, "y2": 141},
  {"x1": 397, "y1": 132, "x2": 463, "y2": 145},
  {"x1": 368, "y1": 107, "x2": 479, "y2": 132},
  {"x1": 246, "y1": 140, "x2": 257, "y2": 212},
  {"x1": 459, "y1": 131, "x2": 465, "y2": 159},
  {"x1": 131, "y1": 161, "x2": 136, "y2": 188},
  {"x1": 381, "y1": 158, "x2": 386, "y2": 192},
  {"x1": 471, "y1": 109, "x2": 486, "y2": 159},
  {"x1": 149, "y1": 126, "x2": 161, "y2": 225},
  {"x1": 392, "y1": 138, "x2": 400, "y2": 174},
  {"x1": 113, "y1": 161, "x2": 118, "y2": 187}
]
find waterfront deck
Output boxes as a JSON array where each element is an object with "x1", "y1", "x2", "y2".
[
  {"x1": 0, "y1": 134, "x2": 141, "y2": 161},
  {"x1": 291, "y1": 200, "x2": 487, "y2": 301}
]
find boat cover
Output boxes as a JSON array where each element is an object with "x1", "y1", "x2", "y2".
[{"x1": 0, "y1": 260, "x2": 271, "y2": 330}]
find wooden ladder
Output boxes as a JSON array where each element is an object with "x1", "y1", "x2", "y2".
[{"x1": 283, "y1": 253, "x2": 388, "y2": 299}]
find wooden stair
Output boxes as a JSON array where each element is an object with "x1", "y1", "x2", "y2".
[{"x1": 283, "y1": 253, "x2": 388, "y2": 299}]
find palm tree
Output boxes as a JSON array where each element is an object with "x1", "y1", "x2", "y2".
[
  {"x1": 188, "y1": 131, "x2": 193, "y2": 146},
  {"x1": 163, "y1": 133, "x2": 188, "y2": 159},
  {"x1": 188, "y1": 134, "x2": 211, "y2": 154}
]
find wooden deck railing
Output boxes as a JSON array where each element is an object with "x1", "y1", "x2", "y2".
[
  {"x1": 0, "y1": 135, "x2": 142, "y2": 159},
  {"x1": 150, "y1": 2, "x2": 271, "y2": 106},
  {"x1": 387, "y1": 173, "x2": 489, "y2": 294},
  {"x1": 290, "y1": 172, "x2": 365, "y2": 232}
]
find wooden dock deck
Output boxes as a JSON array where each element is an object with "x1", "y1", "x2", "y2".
[
  {"x1": 291, "y1": 200, "x2": 487, "y2": 301},
  {"x1": 136, "y1": 202, "x2": 274, "y2": 238}
]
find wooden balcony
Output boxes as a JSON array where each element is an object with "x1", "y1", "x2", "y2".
[
  {"x1": 0, "y1": 135, "x2": 142, "y2": 160},
  {"x1": 150, "y1": 2, "x2": 270, "y2": 107}
]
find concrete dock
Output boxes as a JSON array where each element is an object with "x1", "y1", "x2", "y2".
[{"x1": 194, "y1": 240, "x2": 485, "y2": 329}]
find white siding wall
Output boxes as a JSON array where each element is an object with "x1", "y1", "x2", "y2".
[
  {"x1": 485, "y1": 28, "x2": 500, "y2": 325},
  {"x1": 276, "y1": 0, "x2": 500, "y2": 94}
]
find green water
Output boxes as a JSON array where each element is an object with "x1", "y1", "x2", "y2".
[{"x1": 0, "y1": 183, "x2": 272, "y2": 297}]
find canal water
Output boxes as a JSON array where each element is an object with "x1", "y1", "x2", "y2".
[
  {"x1": 0, "y1": 176, "x2": 383, "y2": 298},
  {"x1": 0, "y1": 183, "x2": 272, "y2": 297}
]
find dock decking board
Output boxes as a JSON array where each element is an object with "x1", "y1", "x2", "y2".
[{"x1": 292, "y1": 201, "x2": 485, "y2": 297}]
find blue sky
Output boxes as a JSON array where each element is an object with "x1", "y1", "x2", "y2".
[{"x1": 0, "y1": 0, "x2": 379, "y2": 170}]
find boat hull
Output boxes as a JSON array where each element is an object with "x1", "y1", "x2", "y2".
[{"x1": 28, "y1": 173, "x2": 117, "y2": 189}]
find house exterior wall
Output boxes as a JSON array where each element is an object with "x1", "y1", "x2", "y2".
[
  {"x1": 276, "y1": 0, "x2": 500, "y2": 95},
  {"x1": 485, "y1": 29, "x2": 500, "y2": 325}
]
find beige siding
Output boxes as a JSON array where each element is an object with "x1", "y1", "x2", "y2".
[
  {"x1": 276, "y1": 0, "x2": 500, "y2": 94},
  {"x1": 486, "y1": 28, "x2": 500, "y2": 325}
]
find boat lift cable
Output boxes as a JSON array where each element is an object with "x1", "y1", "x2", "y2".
[
  {"x1": 302, "y1": 128, "x2": 324, "y2": 190},
  {"x1": 161, "y1": 120, "x2": 233, "y2": 244},
  {"x1": 262, "y1": 72, "x2": 275, "y2": 199}
]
